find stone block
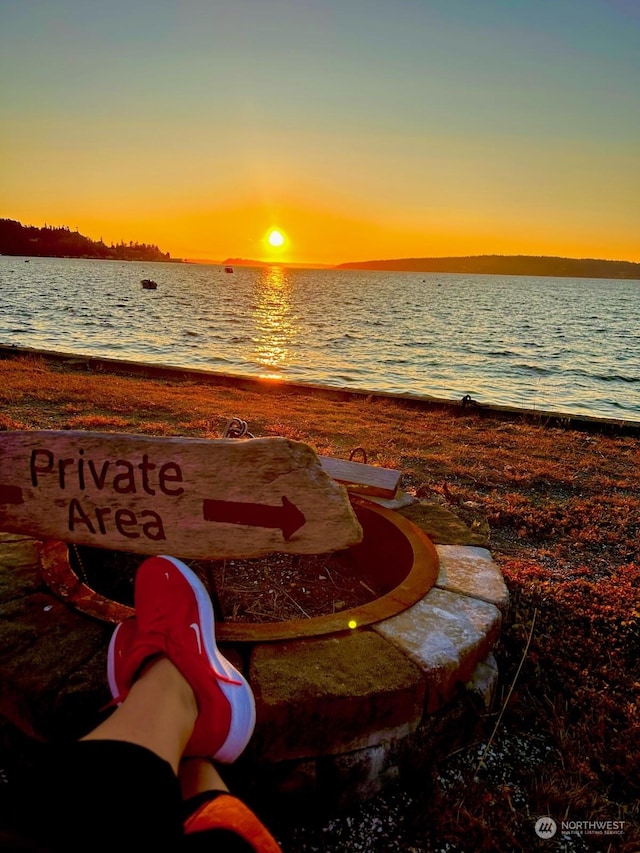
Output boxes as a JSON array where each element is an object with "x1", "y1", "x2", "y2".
[
  {"x1": 0, "y1": 537, "x2": 43, "y2": 600},
  {"x1": 250, "y1": 629, "x2": 425, "y2": 761},
  {"x1": 398, "y1": 503, "x2": 489, "y2": 547},
  {"x1": 0, "y1": 593, "x2": 110, "y2": 739},
  {"x1": 373, "y1": 588, "x2": 501, "y2": 712},
  {"x1": 465, "y1": 653, "x2": 499, "y2": 709},
  {"x1": 226, "y1": 753, "x2": 321, "y2": 818},
  {"x1": 317, "y1": 741, "x2": 400, "y2": 809},
  {"x1": 435, "y1": 545, "x2": 509, "y2": 611}
]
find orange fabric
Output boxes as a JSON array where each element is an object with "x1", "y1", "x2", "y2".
[{"x1": 183, "y1": 794, "x2": 282, "y2": 853}]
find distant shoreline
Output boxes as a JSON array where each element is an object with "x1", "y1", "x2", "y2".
[
  {"x1": 335, "y1": 254, "x2": 640, "y2": 280},
  {"x1": 189, "y1": 253, "x2": 640, "y2": 279}
]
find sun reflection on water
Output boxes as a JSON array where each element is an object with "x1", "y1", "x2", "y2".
[{"x1": 252, "y1": 265, "x2": 297, "y2": 379}]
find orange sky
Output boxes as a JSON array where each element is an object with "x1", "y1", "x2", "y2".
[{"x1": 2, "y1": 1, "x2": 639, "y2": 265}]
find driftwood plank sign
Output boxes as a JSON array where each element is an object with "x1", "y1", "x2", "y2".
[{"x1": 0, "y1": 431, "x2": 363, "y2": 558}]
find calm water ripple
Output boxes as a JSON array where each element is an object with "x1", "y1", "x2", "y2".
[{"x1": 1, "y1": 256, "x2": 639, "y2": 422}]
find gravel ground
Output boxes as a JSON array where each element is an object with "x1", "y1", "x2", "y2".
[{"x1": 271, "y1": 734, "x2": 596, "y2": 853}]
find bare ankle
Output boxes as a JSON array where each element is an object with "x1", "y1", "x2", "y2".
[{"x1": 137, "y1": 657, "x2": 198, "y2": 719}]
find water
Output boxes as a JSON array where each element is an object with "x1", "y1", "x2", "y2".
[{"x1": 1, "y1": 255, "x2": 639, "y2": 423}]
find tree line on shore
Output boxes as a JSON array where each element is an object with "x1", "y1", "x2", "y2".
[{"x1": 0, "y1": 219, "x2": 178, "y2": 263}]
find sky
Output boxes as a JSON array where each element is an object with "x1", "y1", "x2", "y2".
[{"x1": 1, "y1": 0, "x2": 639, "y2": 264}]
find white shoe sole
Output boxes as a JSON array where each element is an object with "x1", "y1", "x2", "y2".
[{"x1": 156, "y1": 556, "x2": 257, "y2": 762}]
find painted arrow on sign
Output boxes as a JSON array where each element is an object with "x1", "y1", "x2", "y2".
[{"x1": 203, "y1": 495, "x2": 306, "y2": 541}]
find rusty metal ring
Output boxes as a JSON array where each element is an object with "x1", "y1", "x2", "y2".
[{"x1": 38, "y1": 498, "x2": 438, "y2": 642}]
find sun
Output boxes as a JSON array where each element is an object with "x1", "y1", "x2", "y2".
[{"x1": 267, "y1": 229, "x2": 285, "y2": 248}]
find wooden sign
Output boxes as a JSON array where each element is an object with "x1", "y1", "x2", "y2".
[{"x1": 0, "y1": 431, "x2": 363, "y2": 558}]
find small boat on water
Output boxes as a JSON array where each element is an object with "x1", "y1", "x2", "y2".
[
  {"x1": 141, "y1": 279, "x2": 157, "y2": 290},
  {"x1": 224, "y1": 266, "x2": 233, "y2": 273}
]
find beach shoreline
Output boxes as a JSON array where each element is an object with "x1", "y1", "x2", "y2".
[{"x1": 2, "y1": 343, "x2": 639, "y2": 437}]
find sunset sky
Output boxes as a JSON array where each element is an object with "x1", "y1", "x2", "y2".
[{"x1": 1, "y1": 0, "x2": 639, "y2": 264}]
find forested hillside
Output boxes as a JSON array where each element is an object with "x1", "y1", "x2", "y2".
[{"x1": 0, "y1": 219, "x2": 177, "y2": 262}]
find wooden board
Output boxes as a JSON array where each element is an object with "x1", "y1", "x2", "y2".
[
  {"x1": 319, "y1": 456, "x2": 401, "y2": 499},
  {"x1": 0, "y1": 431, "x2": 363, "y2": 558}
]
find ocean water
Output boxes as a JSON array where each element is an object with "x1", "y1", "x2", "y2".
[{"x1": 1, "y1": 255, "x2": 639, "y2": 423}]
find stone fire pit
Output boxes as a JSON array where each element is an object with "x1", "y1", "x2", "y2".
[{"x1": 0, "y1": 496, "x2": 508, "y2": 815}]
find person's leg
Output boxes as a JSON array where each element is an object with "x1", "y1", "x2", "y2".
[
  {"x1": 7, "y1": 555, "x2": 260, "y2": 851},
  {"x1": 178, "y1": 759, "x2": 283, "y2": 853},
  {"x1": 6, "y1": 740, "x2": 186, "y2": 852},
  {"x1": 107, "y1": 556, "x2": 278, "y2": 851},
  {"x1": 5, "y1": 657, "x2": 198, "y2": 851},
  {"x1": 179, "y1": 756, "x2": 229, "y2": 800},
  {"x1": 83, "y1": 656, "x2": 197, "y2": 774}
]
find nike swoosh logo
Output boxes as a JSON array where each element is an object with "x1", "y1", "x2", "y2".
[{"x1": 189, "y1": 622, "x2": 203, "y2": 655}]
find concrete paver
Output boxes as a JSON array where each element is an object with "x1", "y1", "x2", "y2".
[
  {"x1": 373, "y1": 587, "x2": 502, "y2": 712},
  {"x1": 435, "y1": 544, "x2": 509, "y2": 611}
]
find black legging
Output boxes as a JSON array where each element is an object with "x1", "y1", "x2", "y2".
[{"x1": 3, "y1": 740, "x2": 256, "y2": 852}]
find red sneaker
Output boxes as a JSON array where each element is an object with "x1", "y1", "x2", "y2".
[{"x1": 106, "y1": 555, "x2": 255, "y2": 763}]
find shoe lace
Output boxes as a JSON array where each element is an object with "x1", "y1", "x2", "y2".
[{"x1": 214, "y1": 670, "x2": 244, "y2": 686}]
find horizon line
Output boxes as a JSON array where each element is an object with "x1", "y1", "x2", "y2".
[{"x1": 183, "y1": 252, "x2": 640, "y2": 268}]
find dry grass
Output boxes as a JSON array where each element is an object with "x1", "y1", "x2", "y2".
[{"x1": 1, "y1": 354, "x2": 639, "y2": 851}]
